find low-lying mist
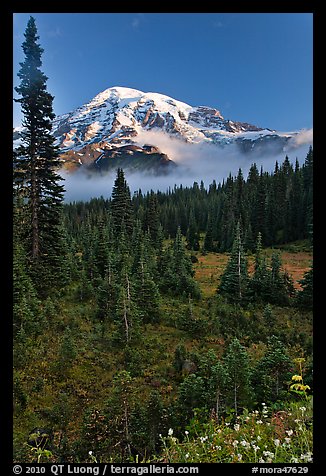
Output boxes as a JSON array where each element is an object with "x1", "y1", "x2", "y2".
[{"x1": 61, "y1": 128, "x2": 313, "y2": 203}]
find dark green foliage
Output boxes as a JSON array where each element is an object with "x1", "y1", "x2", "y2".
[
  {"x1": 177, "y1": 374, "x2": 206, "y2": 423},
  {"x1": 296, "y1": 263, "x2": 313, "y2": 309},
  {"x1": 203, "y1": 212, "x2": 215, "y2": 252},
  {"x1": 55, "y1": 326, "x2": 77, "y2": 374},
  {"x1": 173, "y1": 343, "x2": 188, "y2": 373},
  {"x1": 111, "y1": 168, "x2": 133, "y2": 237},
  {"x1": 262, "y1": 303, "x2": 276, "y2": 328},
  {"x1": 14, "y1": 17, "x2": 66, "y2": 295},
  {"x1": 177, "y1": 298, "x2": 208, "y2": 337},
  {"x1": 268, "y1": 251, "x2": 295, "y2": 305},
  {"x1": 187, "y1": 208, "x2": 200, "y2": 251},
  {"x1": 249, "y1": 232, "x2": 270, "y2": 302},
  {"x1": 13, "y1": 240, "x2": 40, "y2": 336},
  {"x1": 133, "y1": 241, "x2": 161, "y2": 324},
  {"x1": 159, "y1": 227, "x2": 201, "y2": 299},
  {"x1": 13, "y1": 94, "x2": 313, "y2": 463},
  {"x1": 112, "y1": 275, "x2": 140, "y2": 346},
  {"x1": 218, "y1": 222, "x2": 249, "y2": 303},
  {"x1": 251, "y1": 336, "x2": 293, "y2": 404},
  {"x1": 224, "y1": 338, "x2": 251, "y2": 414}
]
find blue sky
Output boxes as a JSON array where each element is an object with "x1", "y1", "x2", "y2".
[{"x1": 13, "y1": 13, "x2": 313, "y2": 131}]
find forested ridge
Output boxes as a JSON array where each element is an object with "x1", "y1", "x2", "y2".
[
  {"x1": 14, "y1": 157, "x2": 313, "y2": 463},
  {"x1": 13, "y1": 16, "x2": 313, "y2": 465}
]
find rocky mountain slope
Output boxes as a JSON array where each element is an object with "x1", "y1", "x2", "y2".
[{"x1": 13, "y1": 86, "x2": 309, "y2": 175}]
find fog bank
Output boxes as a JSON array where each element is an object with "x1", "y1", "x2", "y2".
[{"x1": 61, "y1": 129, "x2": 312, "y2": 202}]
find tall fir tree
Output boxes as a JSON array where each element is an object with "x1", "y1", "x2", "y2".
[
  {"x1": 251, "y1": 336, "x2": 292, "y2": 404},
  {"x1": 186, "y1": 207, "x2": 200, "y2": 251},
  {"x1": 218, "y1": 222, "x2": 249, "y2": 303},
  {"x1": 224, "y1": 338, "x2": 251, "y2": 415},
  {"x1": 296, "y1": 263, "x2": 313, "y2": 310},
  {"x1": 111, "y1": 168, "x2": 133, "y2": 238},
  {"x1": 249, "y1": 231, "x2": 270, "y2": 302},
  {"x1": 14, "y1": 16, "x2": 66, "y2": 293}
]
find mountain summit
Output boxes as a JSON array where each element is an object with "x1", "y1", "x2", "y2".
[{"x1": 14, "y1": 86, "x2": 309, "y2": 175}]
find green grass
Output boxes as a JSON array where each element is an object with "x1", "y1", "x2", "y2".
[{"x1": 13, "y1": 246, "x2": 313, "y2": 463}]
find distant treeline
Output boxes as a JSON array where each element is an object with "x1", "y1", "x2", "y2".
[{"x1": 64, "y1": 146, "x2": 313, "y2": 252}]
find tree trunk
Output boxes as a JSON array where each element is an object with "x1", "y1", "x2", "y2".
[
  {"x1": 234, "y1": 382, "x2": 238, "y2": 415},
  {"x1": 123, "y1": 298, "x2": 129, "y2": 343},
  {"x1": 30, "y1": 156, "x2": 40, "y2": 260},
  {"x1": 216, "y1": 388, "x2": 220, "y2": 425},
  {"x1": 238, "y1": 248, "x2": 242, "y2": 299}
]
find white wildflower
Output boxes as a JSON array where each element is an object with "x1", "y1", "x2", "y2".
[
  {"x1": 259, "y1": 458, "x2": 265, "y2": 463},
  {"x1": 257, "y1": 420, "x2": 263, "y2": 424},
  {"x1": 301, "y1": 452, "x2": 313, "y2": 463},
  {"x1": 237, "y1": 453, "x2": 242, "y2": 461},
  {"x1": 168, "y1": 428, "x2": 173, "y2": 436},
  {"x1": 284, "y1": 438, "x2": 291, "y2": 444},
  {"x1": 185, "y1": 453, "x2": 189, "y2": 459},
  {"x1": 263, "y1": 451, "x2": 274, "y2": 458},
  {"x1": 88, "y1": 451, "x2": 93, "y2": 455},
  {"x1": 286, "y1": 429, "x2": 293, "y2": 436},
  {"x1": 263, "y1": 451, "x2": 274, "y2": 463},
  {"x1": 185, "y1": 431, "x2": 189, "y2": 436},
  {"x1": 234, "y1": 424, "x2": 240, "y2": 431},
  {"x1": 232, "y1": 440, "x2": 239, "y2": 447},
  {"x1": 299, "y1": 406, "x2": 306, "y2": 413},
  {"x1": 274, "y1": 439, "x2": 280, "y2": 447}
]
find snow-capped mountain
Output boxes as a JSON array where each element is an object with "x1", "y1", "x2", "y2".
[{"x1": 13, "y1": 86, "x2": 310, "y2": 174}]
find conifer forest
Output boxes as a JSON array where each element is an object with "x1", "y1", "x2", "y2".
[{"x1": 13, "y1": 17, "x2": 313, "y2": 465}]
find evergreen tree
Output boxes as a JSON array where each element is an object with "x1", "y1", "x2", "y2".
[
  {"x1": 144, "y1": 191, "x2": 161, "y2": 247},
  {"x1": 262, "y1": 303, "x2": 276, "y2": 328},
  {"x1": 249, "y1": 232, "x2": 270, "y2": 302},
  {"x1": 203, "y1": 212, "x2": 215, "y2": 252},
  {"x1": 251, "y1": 336, "x2": 292, "y2": 404},
  {"x1": 145, "y1": 390, "x2": 166, "y2": 453},
  {"x1": 218, "y1": 222, "x2": 249, "y2": 303},
  {"x1": 267, "y1": 251, "x2": 295, "y2": 305},
  {"x1": 208, "y1": 360, "x2": 229, "y2": 424},
  {"x1": 13, "y1": 239, "x2": 40, "y2": 336},
  {"x1": 103, "y1": 371, "x2": 135, "y2": 460},
  {"x1": 296, "y1": 263, "x2": 313, "y2": 309},
  {"x1": 302, "y1": 146, "x2": 313, "y2": 242},
  {"x1": 186, "y1": 208, "x2": 200, "y2": 251},
  {"x1": 172, "y1": 227, "x2": 201, "y2": 299},
  {"x1": 111, "y1": 168, "x2": 133, "y2": 237},
  {"x1": 177, "y1": 374, "x2": 205, "y2": 423},
  {"x1": 224, "y1": 338, "x2": 251, "y2": 415},
  {"x1": 113, "y1": 270, "x2": 140, "y2": 346},
  {"x1": 14, "y1": 16, "x2": 66, "y2": 293},
  {"x1": 133, "y1": 242, "x2": 161, "y2": 324}
]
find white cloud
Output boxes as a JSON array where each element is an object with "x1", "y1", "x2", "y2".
[
  {"x1": 47, "y1": 26, "x2": 62, "y2": 38},
  {"x1": 286, "y1": 128, "x2": 313, "y2": 148},
  {"x1": 131, "y1": 14, "x2": 145, "y2": 30}
]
